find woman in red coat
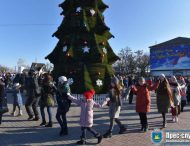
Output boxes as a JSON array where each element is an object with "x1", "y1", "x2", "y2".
[{"x1": 131, "y1": 77, "x2": 159, "y2": 132}]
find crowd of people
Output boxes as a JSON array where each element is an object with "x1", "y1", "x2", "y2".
[{"x1": 0, "y1": 70, "x2": 190, "y2": 145}]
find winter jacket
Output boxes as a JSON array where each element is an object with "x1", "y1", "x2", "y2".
[
  {"x1": 107, "y1": 88, "x2": 122, "y2": 118},
  {"x1": 40, "y1": 82, "x2": 56, "y2": 107},
  {"x1": 170, "y1": 83, "x2": 181, "y2": 106},
  {"x1": 56, "y1": 83, "x2": 71, "y2": 113},
  {"x1": 68, "y1": 95, "x2": 105, "y2": 127},
  {"x1": 156, "y1": 80, "x2": 173, "y2": 113},
  {"x1": 25, "y1": 76, "x2": 41, "y2": 98},
  {"x1": 132, "y1": 82, "x2": 159, "y2": 113}
]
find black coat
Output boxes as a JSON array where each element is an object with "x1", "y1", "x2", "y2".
[
  {"x1": 25, "y1": 76, "x2": 41, "y2": 98},
  {"x1": 0, "y1": 81, "x2": 6, "y2": 102}
]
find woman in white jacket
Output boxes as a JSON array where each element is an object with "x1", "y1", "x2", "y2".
[
  {"x1": 178, "y1": 77, "x2": 187, "y2": 112},
  {"x1": 169, "y1": 76, "x2": 181, "y2": 123}
]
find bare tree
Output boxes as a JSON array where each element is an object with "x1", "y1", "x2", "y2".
[
  {"x1": 0, "y1": 65, "x2": 14, "y2": 73},
  {"x1": 115, "y1": 47, "x2": 150, "y2": 76},
  {"x1": 135, "y1": 50, "x2": 150, "y2": 76},
  {"x1": 116, "y1": 47, "x2": 136, "y2": 75}
]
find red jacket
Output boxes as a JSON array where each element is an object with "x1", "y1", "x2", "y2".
[{"x1": 131, "y1": 82, "x2": 159, "y2": 113}]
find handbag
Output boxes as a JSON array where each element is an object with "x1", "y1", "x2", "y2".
[
  {"x1": 17, "y1": 91, "x2": 23, "y2": 106},
  {"x1": 47, "y1": 94, "x2": 55, "y2": 106},
  {"x1": 0, "y1": 97, "x2": 9, "y2": 114}
]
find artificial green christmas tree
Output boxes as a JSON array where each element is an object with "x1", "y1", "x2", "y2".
[{"x1": 46, "y1": 0, "x2": 119, "y2": 94}]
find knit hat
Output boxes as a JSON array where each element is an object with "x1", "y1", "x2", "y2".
[
  {"x1": 160, "y1": 74, "x2": 166, "y2": 78},
  {"x1": 171, "y1": 76, "x2": 177, "y2": 83},
  {"x1": 83, "y1": 89, "x2": 95, "y2": 99},
  {"x1": 138, "y1": 77, "x2": 145, "y2": 83},
  {"x1": 58, "y1": 76, "x2": 67, "y2": 84},
  {"x1": 111, "y1": 76, "x2": 119, "y2": 85}
]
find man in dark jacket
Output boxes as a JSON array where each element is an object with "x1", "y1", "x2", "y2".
[{"x1": 25, "y1": 70, "x2": 41, "y2": 121}]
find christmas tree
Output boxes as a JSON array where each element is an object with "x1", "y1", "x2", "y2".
[{"x1": 46, "y1": 0, "x2": 119, "y2": 94}]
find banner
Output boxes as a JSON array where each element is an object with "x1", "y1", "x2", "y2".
[{"x1": 150, "y1": 45, "x2": 190, "y2": 70}]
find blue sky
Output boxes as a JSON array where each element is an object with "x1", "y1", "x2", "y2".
[{"x1": 0, "y1": 0, "x2": 190, "y2": 68}]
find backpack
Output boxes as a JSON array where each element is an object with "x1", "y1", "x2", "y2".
[{"x1": 180, "y1": 88, "x2": 186, "y2": 97}]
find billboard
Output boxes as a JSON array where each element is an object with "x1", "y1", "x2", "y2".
[{"x1": 150, "y1": 44, "x2": 190, "y2": 70}]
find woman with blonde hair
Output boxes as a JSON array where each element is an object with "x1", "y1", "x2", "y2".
[{"x1": 156, "y1": 74, "x2": 174, "y2": 128}]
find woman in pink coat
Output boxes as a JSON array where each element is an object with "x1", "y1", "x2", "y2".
[
  {"x1": 131, "y1": 77, "x2": 159, "y2": 132},
  {"x1": 67, "y1": 89, "x2": 107, "y2": 145}
]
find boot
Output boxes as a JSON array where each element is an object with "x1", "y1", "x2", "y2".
[
  {"x1": 119, "y1": 126, "x2": 127, "y2": 134},
  {"x1": 28, "y1": 115, "x2": 34, "y2": 120},
  {"x1": 143, "y1": 124, "x2": 149, "y2": 132},
  {"x1": 40, "y1": 120, "x2": 46, "y2": 126},
  {"x1": 97, "y1": 135, "x2": 103, "y2": 144},
  {"x1": 59, "y1": 128, "x2": 64, "y2": 136},
  {"x1": 60, "y1": 128, "x2": 68, "y2": 136},
  {"x1": 76, "y1": 139, "x2": 86, "y2": 145},
  {"x1": 172, "y1": 116, "x2": 175, "y2": 122},
  {"x1": 11, "y1": 111, "x2": 16, "y2": 117},
  {"x1": 140, "y1": 125, "x2": 144, "y2": 132},
  {"x1": 103, "y1": 131, "x2": 112, "y2": 138},
  {"x1": 163, "y1": 122, "x2": 167, "y2": 128},
  {"x1": 17, "y1": 110, "x2": 23, "y2": 116},
  {"x1": 33, "y1": 117, "x2": 40, "y2": 121},
  {"x1": 175, "y1": 117, "x2": 179, "y2": 123},
  {"x1": 45, "y1": 122, "x2": 53, "y2": 127}
]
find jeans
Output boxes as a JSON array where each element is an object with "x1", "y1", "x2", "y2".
[
  {"x1": 138, "y1": 113, "x2": 148, "y2": 127},
  {"x1": 13, "y1": 105, "x2": 21, "y2": 112},
  {"x1": 81, "y1": 127, "x2": 100, "y2": 140},
  {"x1": 40, "y1": 106, "x2": 52, "y2": 122},
  {"x1": 56, "y1": 108, "x2": 68, "y2": 131},
  {"x1": 25, "y1": 96, "x2": 40, "y2": 118}
]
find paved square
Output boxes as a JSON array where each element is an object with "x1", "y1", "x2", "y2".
[{"x1": 0, "y1": 93, "x2": 190, "y2": 146}]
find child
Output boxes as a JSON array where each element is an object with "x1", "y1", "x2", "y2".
[
  {"x1": 11, "y1": 83, "x2": 23, "y2": 116},
  {"x1": 103, "y1": 76, "x2": 127, "y2": 138},
  {"x1": 169, "y1": 76, "x2": 181, "y2": 123},
  {"x1": 67, "y1": 89, "x2": 106, "y2": 145},
  {"x1": 131, "y1": 77, "x2": 159, "y2": 132}
]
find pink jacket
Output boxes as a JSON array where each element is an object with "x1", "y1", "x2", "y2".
[{"x1": 68, "y1": 95, "x2": 105, "y2": 127}]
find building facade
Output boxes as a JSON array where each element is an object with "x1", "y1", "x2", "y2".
[{"x1": 150, "y1": 37, "x2": 190, "y2": 77}]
